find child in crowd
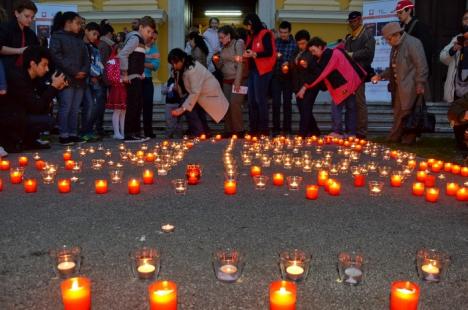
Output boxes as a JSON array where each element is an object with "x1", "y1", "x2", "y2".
[
  {"x1": 50, "y1": 11, "x2": 89, "y2": 145},
  {"x1": 118, "y1": 16, "x2": 156, "y2": 142},
  {"x1": 162, "y1": 71, "x2": 184, "y2": 138},
  {"x1": 105, "y1": 44, "x2": 126, "y2": 139}
]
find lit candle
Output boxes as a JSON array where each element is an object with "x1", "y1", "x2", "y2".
[
  {"x1": 305, "y1": 185, "x2": 319, "y2": 200},
  {"x1": 18, "y1": 156, "x2": 28, "y2": 167},
  {"x1": 446, "y1": 182, "x2": 459, "y2": 196},
  {"x1": 421, "y1": 260, "x2": 440, "y2": 282},
  {"x1": 269, "y1": 280, "x2": 296, "y2": 310},
  {"x1": 24, "y1": 178, "x2": 37, "y2": 193},
  {"x1": 328, "y1": 181, "x2": 341, "y2": 196},
  {"x1": 425, "y1": 188, "x2": 439, "y2": 203},
  {"x1": 186, "y1": 165, "x2": 201, "y2": 185},
  {"x1": 161, "y1": 224, "x2": 175, "y2": 233},
  {"x1": 143, "y1": 169, "x2": 154, "y2": 185},
  {"x1": 0, "y1": 178, "x2": 3, "y2": 191},
  {"x1": 408, "y1": 160, "x2": 416, "y2": 169},
  {"x1": 419, "y1": 161, "x2": 428, "y2": 171},
  {"x1": 250, "y1": 165, "x2": 262, "y2": 177},
  {"x1": 60, "y1": 277, "x2": 91, "y2": 310},
  {"x1": 456, "y1": 187, "x2": 468, "y2": 201},
  {"x1": 286, "y1": 263, "x2": 305, "y2": 281},
  {"x1": 412, "y1": 182, "x2": 425, "y2": 196},
  {"x1": 128, "y1": 179, "x2": 140, "y2": 195},
  {"x1": 148, "y1": 280, "x2": 177, "y2": 310},
  {"x1": 65, "y1": 160, "x2": 75, "y2": 171},
  {"x1": 137, "y1": 258, "x2": 156, "y2": 279},
  {"x1": 145, "y1": 153, "x2": 155, "y2": 162},
  {"x1": 452, "y1": 165, "x2": 461, "y2": 175},
  {"x1": 444, "y1": 162, "x2": 452, "y2": 172},
  {"x1": 58, "y1": 179, "x2": 71, "y2": 194},
  {"x1": 273, "y1": 173, "x2": 284, "y2": 186},
  {"x1": 0, "y1": 160, "x2": 10, "y2": 171},
  {"x1": 95, "y1": 180, "x2": 108, "y2": 194},
  {"x1": 416, "y1": 171, "x2": 426, "y2": 182},
  {"x1": 390, "y1": 281, "x2": 420, "y2": 310},
  {"x1": 63, "y1": 152, "x2": 72, "y2": 161},
  {"x1": 353, "y1": 174, "x2": 365, "y2": 187},
  {"x1": 391, "y1": 174, "x2": 402, "y2": 187},
  {"x1": 215, "y1": 134, "x2": 222, "y2": 141},
  {"x1": 35, "y1": 160, "x2": 46, "y2": 171},
  {"x1": 431, "y1": 163, "x2": 442, "y2": 173},
  {"x1": 424, "y1": 175, "x2": 436, "y2": 188},
  {"x1": 224, "y1": 180, "x2": 237, "y2": 195},
  {"x1": 57, "y1": 261, "x2": 76, "y2": 276},
  {"x1": 461, "y1": 167, "x2": 468, "y2": 177},
  {"x1": 317, "y1": 171, "x2": 329, "y2": 186},
  {"x1": 10, "y1": 168, "x2": 23, "y2": 184}
]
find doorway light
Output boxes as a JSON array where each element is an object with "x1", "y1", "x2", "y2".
[{"x1": 204, "y1": 10, "x2": 242, "y2": 17}]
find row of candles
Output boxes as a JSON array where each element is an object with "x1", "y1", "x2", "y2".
[{"x1": 52, "y1": 244, "x2": 449, "y2": 310}]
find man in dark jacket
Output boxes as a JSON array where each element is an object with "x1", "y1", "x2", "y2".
[
  {"x1": 395, "y1": 0, "x2": 433, "y2": 73},
  {"x1": 345, "y1": 11, "x2": 376, "y2": 139},
  {"x1": 0, "y1": 46, "x2": 67, "y2": 152},
  {"x1": 292, "y1": 30, "x2": 321, "y2": 137},
  {"x1": 0, "y1": 0, "x2": 39, "y2": 69}
]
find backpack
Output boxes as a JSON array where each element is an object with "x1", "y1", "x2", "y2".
[{"x1": 105, "y1": 48, "x2": 121, "y2": 85}]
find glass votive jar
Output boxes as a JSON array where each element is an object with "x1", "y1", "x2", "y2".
[
  {"x1": 172, "y1": 179, "x2": 187, "y2": 195},
  {"x1": 71, "y1": 161, "x2": 82, "y2": 174},
  {"x1": 130, "y1": 247, "x2": 160, "y2": 280},
  {"x1": 367, "y1": 161, "x2": 378, "y2": 173},
  {"x1": 212, "y1": 248, "x2": 245, "y2": 283},
  {"x1": 109, "y1": 169, "x2": 124, "y2": 184},
  {"x1": 378, "y1": 166, "x2": 392, "y2": 177},
  {"x1": 49, "y1": 245, "x2": 81, "y2": 278},
  {"x1": 279, "y1": 249, "x2": 311, "y2": 282},
  {"x1": 41, "y1": 171, "x2": 56, "y2": 184},
  {"x1": 273, "y1": 154, "x2": 283, "y2": 165},
  {"x1": 329, "y1": 165, "x2": 339, "y2": 176},
  {"x1": 91, "y1": 159, "x2": 104, "y2": 170},
  {"x1": 261, "y1": 155, "x2": 271, "y2": 167},
  {"x1": 253, "y1": 175, "x2": 268, "y2": 190},
  {"x1": 416, "y1": 248, "x2": 450, "y2": 283},
  {"x1": 225, "y1": 170, "x2": 238, "y2": 180},
  {"x1": 368, "y1": 181, "x2": 384, "y2": 196},
  {"x1": 287, "y1": 176, "x2": 303, "y2": 191},
  {"x1": 338, "y1": 251, "x2": 364, "y2": 285},
  {"x1": 294, "y1": 157, "x2": 303, "y2": 168}
]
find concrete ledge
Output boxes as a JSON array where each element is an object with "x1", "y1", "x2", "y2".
[
  {"x1": 277, "y1": 10, "x2": 348, "y2": 23},
  {"x1": 80, "y1": 9, "x2": 167, "y2": 24}
]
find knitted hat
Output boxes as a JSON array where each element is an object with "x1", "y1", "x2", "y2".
[{"x1": 381, "y1": 22, "x2": 404, "y2": 39}]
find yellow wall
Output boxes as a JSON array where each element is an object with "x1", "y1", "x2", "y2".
[{"x1": 156, "y1": 0, "x2": 168, "y2": 83}]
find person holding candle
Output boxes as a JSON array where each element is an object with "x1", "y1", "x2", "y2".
[
  {"x1": 215, "y1": 25, "x2": 247, "y2": 138},
  {"x1": 169, "y1": 48, "x2": 229, "y2": 137}
]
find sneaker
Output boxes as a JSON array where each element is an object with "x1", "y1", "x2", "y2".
[
  {"x1": 82, "y1": 134, "x2": 100, "y2": 143},
  {"x1": 0, "y1": 146, "x2": 8, "y2": 157},
  {"x1": 59, "y1": 137, "x2": 74, "y2": 145},
  {"x1": 124, "y1": 136, "x2": 144, "y2": 143},
  {"x1": 69, "y1": 136, "x2": 85, "y2": 144},
  {"x1": 113, "y1": 134, "x2": 124, "y2": 140},
  {"x1": 36, "y1": 138, "x2": 50, "y2": 145},
  {"x1": 136, "y1": 136, "x2": 151, "y2": 142}
]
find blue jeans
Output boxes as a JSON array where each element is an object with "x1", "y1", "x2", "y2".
[
  {"x1": 271, "y1": 75, "x2": 293, "y2": 133},
  {"x1": 247, "y1": 69, "x2": 272, "y2": 135},
  {"x1": 81, "y1": 85, "x2": 106, "y2": 135},
  {"x1": 58, "y1": 86, "x2": 85, "y2": 138},
  {"x1": 331, "y1": 94, "x2": 357, "y2": 135}
]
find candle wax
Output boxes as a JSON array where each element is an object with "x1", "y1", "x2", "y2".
[{"x1": 217, "y1": 264, "x2": 238, "y2": 282}]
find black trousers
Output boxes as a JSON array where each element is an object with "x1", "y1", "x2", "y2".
[
  {"x1": 124, "y1": 78, "x2": 143, "y2": 137},
  {"x1": 297, "y1": 88, "x2": 320, "y2": 137},
  {"x1": 142, "y1": 77, "x2": 155, "y2": 137}
]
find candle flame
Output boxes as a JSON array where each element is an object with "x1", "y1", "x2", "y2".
[
  {"x1": 71, "y1": 279, "x2": 80, "y2": 290},
  {"x1": 154, "y1": 289, "x2": 174, "y2": 296}
]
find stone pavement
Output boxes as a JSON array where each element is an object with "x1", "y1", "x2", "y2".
[{"x1": 0, "y1": 139, "x2": 467, "y2": 310}]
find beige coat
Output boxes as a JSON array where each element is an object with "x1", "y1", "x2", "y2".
[
  {"x1": 182, "y1": 61, "x2": 229, "y2": 123},
  {"x1": 440, "y1": 35, "x2": 461, "y2": 103},
  {"x1": 381, "y1": 33, "x2": 428, "y2": 110}
]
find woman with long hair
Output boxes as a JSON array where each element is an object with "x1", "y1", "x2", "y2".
[
  {"x1": 242, "y1": 13, "x2": 276, "y2": 136},
  {"x1": 49, "y1": 11, "x2": 89, "y2": 145},
  {"x1": 188, "y1": 31, "x2": 209, "y2": 68},
  {"x1": 169, "y1": 48, "x2": 228, "y2": 137}
]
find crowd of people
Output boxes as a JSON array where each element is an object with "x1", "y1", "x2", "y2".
[{"x1": 0, "y1": 0, "x2": 467, "y2": 159}]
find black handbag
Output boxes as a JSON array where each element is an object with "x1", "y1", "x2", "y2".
[{"x1": 403, "y1": 95, "x2": 436, "y2": 133}]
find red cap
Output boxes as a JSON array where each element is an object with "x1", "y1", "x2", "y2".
[{"x1": 394, "y1": 0, "x2": 415, "y2": 12}]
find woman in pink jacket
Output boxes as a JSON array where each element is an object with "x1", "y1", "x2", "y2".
[{"x1": 296, "y1": 37, "x2": 366, "y2": 138}]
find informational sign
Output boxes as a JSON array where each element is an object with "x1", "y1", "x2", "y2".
[
  {"x1": 33, "y1": 3, "x2": 78, "y2": 41},
  {"x1": 363, "y1": 0, "x2": 398, "y2": 102}
]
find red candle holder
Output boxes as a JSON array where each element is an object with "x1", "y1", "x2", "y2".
[
  {"x1": 269, "y1": 280, "x2": 296, "y2": 310},
  {"x1": 390, "y1": 281, "x2": 420, "y2": 310},
  {"x1": 0, "y1": 160, "x2": 10, "y2": 171},
  {"x1": 446, "y1": 183, "x2": 459, "y2": 196},
  {"x1": 35, "y1": 160, "x2": 46, "y2": 171},
  {"x1": 24, "y1": 178, "x2": 37, "y2": 193},
  {"x1": 148, "y1": 280, "x2": 177, "y2": 310},
  {"x1": 63, "y1": 152, "x2": 72, "y2": 161},
  {"x1": 61, "y1": 277, "x2": 91, "y2": 310},
  {"x1": 128, "y1": 179, "x2": 140, "y2": 195},
  {"x1": 328, "y1": 180, "x2": 341, "y2": 196},
  {"x1": 10, "y1": 168, "x2": 24, "y2": 184},
  {"x1": 390, "y1": 173, "x2": 403, "y2": 187},
  {"x1": 353, "y1": 174, "x2": 365, "y2": 187},
  {"x1": 424, "y1": 175, "x2": 436, "y2": 188},
  {"x1": 412, "y1": 182, "x2": 425, "y2": 196},
  {"x1": 273, "y1": 173, "x2": 284, "y2": 186},
  {"x1": 95, "y1": 180, "x2": 108, "y2": 194},
  {"x1": 18, "y1": 156, "x2": 28, "y2": 167},
  {"x1": 317, "y1": 171, "x2": 329, "y2": 186},
  {"x1": 305, "y1": 184, "x2": 319, "y2": 200},
  {"x1": 224, "y1": 180, "x2": 237, "y2": 195},
  {"x1": 58, "y1": 179, "x2": 71, "y2": 193},
  {"x1": 186, "y1": 164, "x2": 201, "y2": 185},
  {"x1": 425, "y1": 188, "x2": 440, "y2": 203},
  {"x1": 143, "y1": 169, "x2": 154, "y2": 185},
  {"x1": 250, "y1": 165, "x2": 262, "y2": 177},
  {"x1": 456, "y1": 187, "x2": 468, "y2": 201}
]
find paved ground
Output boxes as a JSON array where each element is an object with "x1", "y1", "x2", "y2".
[{"x1": 0, "y1": 139, "x2": 467, "y2": 310}]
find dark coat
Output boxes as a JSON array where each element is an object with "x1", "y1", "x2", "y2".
[
  {"x1": 291, "y1": 50, "x2": 319, "y2": 93},
  {"x1": 0, "y1": 20, "x2": 39, "y2": 69},
  {"x1": 344, "y1": 25, "x2": 376, "y2": 69},
  {"x1": 49, "y1": 30, "x2": 89, "y2": 86}
]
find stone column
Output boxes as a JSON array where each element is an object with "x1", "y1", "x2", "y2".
[
  {"x1": 168, "y1": 0, "x2": 185, "y2": 51},
  {"x1": 258, "y1": 0, "x2": 276, "y2": 29}
]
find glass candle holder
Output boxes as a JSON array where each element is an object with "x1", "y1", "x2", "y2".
[
  {"x1": 49, "y1": 245, "x2": 81, "y2": 278},
  {"x1": 130, "y1": 247, "x2": 161, "y2": 280},
  {"x1": 41, "y1": 170, "x2": 56, "y2": 184},
  {"x1": 367, "y1": 162, "x2": 378, "y2": 173},
  {"x1": 253, "y1": 175, "x2": 268, "y2": 190},
  {"x1": 416, "y1": 248, "x2": 450, "y2": 283},
  {"x1": 261, "y1": 155, "x2": 271, "y2": 167},
  {"x1": 329, "y1": 165, "x2": 339, "y2": 176},
  {"x1": 378, "y1": 166, "x2": 392, "y2": 177},
  {"x1": 368, "y1": 181, "x2": 384, "y2": 196},
  {"x1": 172, "y1": 179, "x2": 187, "y2": 195},
  {"x1": 186, "y1": 164, "x2": 202, "y2": 185},
  {"x1": 279, "y1": 249, "x2": 311, "y2": 282},
  {"x1": 212, "y1": 248, "x2": 245, "y2": 283},
  {"x1": 91, "y1": 159, "x2": 104, "y2": 170},
  {"x1": 287, "y1": 176, "x2": 303, "y2": 191},
  {"x1": 338, "y1": 251, "x2": 364, "y2": 285},
  {"x1": 109, "y1": 169, "x2": 124, "y2": 184}
]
